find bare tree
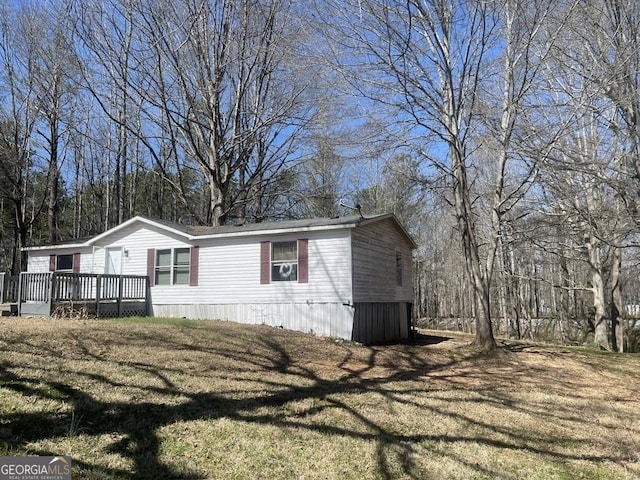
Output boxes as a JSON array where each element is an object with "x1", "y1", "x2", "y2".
[
  {"x1": 21, "y1": 2, "x2": 81, "y2": 243},
  {"x1": 322, "y1": 0, "x2": 565, "y2": 351},
  {"x1": 0, "y1": 1, "x2": 51, "y2": 270},
  {"x1": 533, "y1": 0, "x2": 639, "y2": 350},
  {"x1": 75, "y1": 0, "x2": 315, "y2": 227},
  {"x1": 74, "y1": 0, "x2": 169, "y2": 229},
  {"x1": 298, "y1": 134, "x2": 344, "y2": 218},
  {"x1": 573, "y1": 0, "x2": 640, "y2": 351},
  {"x1": 587, "y1": 0, "x2": 640, "y2": 220}
]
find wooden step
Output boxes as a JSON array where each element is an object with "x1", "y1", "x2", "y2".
[{"x1": 0, "y1": 304, "x2": 18, "y2": 316}]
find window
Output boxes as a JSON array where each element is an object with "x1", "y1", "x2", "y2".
[
  {"x1": 271, "y1": 241, "x2": 298, "y2": 282},
  {"x1": 260, "y1": 239, "x2": 307, "y2": 284},
  {"x1": 173, "y1": 248, "x2": 190, "y2": 285},
  {"x1": 155, "y1": 248, "x2": 190, "y2": 285},
  {"x1": 56, "y1": 254, "x2": 74, "y2": 271},
  {"x1": 396, "y1": 251, "x2": 403, "y2": 286},
  {"x1": 50, "y1": 253, "x2": 79, "y2": 272}
]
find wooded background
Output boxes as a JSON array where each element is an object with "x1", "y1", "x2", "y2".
[{"x1": 1, "y1": 0, "x2": 638, "y2": 351}]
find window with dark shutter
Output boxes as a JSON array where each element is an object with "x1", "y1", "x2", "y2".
[
  {"x1": 261, "y1": 239, "x2": 309, "y2": 284},
  {"x1": 271, "y1": 241, "x2": 298, "y2": 282},
  {"x1": 55, "y1": 254, "x2": 74, "y2": 271}
]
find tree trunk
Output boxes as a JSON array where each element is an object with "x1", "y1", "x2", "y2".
[
  {"x1": 451, "y1": 144, "x2": 496, "y2": 351},
  {"x1": 558, "y1": 250, "x2": 571, "y2": 342},
  {"x1": 587, "y1": 235, "x2": 610, "y2": 349},
  {"x1": 208, "y1": 172, "x2": 226, "y2": 227},
  {"x1": 47, "y1": 123, "x2": 60, "y2": 243},
  {"x1": 610, "y1": 246, "x2": 623, "y2": 352},
  {"x1": 474, "y1": 283, "x2": 496, "y2": 350}
]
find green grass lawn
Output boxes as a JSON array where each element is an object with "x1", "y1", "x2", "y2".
[{"x1": 0, "y1": 317, "x2": 639, "y2": 479}]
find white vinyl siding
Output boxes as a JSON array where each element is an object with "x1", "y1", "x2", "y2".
[
  {"x1": 27, "y1": 254, "x2": 51, "y2": 272},
  {"x1": 27, "y1": 249, "x2": 93, "y2": 274},
  {"x1": 190, "y1": 231, "x2": 351, "y2": 305},
  {"x1": 351, "y1": 218, "x2": 413, "y2": 303},
  {"x1": 28, "y1": 223, "x2": 353, "y2": 306}
]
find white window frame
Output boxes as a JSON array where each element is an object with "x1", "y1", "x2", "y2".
[
  {"x1": 271, "y1": 241, "x2": 298, "y2": 282},
  {"x1": 155, "y1": 247, "x2": 190, "y2": 286}
]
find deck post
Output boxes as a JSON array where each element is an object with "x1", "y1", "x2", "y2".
[
  {"x1": 95, "y1": 275, "x2": 101, "y2": 318},
  {"x1": 145, "y1": 275, "x2": 151, "y2": 316},
  {"x1": 117, "y1": 275, "x2": 124, "y2": 317},
  {"x1": 49, "y1": 273, "x2": 56, "y2": 315},
  {"x1": 16, "y1": 273, "x2": 21, "y2": 316},
  {"x1": 72, "y1": 274, "x2": 80, "y2": 301}
]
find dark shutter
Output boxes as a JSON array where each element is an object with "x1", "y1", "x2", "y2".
[
  {"x1": 73, "y1": 253, "x2": 81, "y2": 273},
  {"x1": 189, "y1": 246, "x2": 199, "y2": 286},
  {"x1": 147, "y1": 248, "x2": 155, "y2": 287},
  {"x1": 49, "y1": 254, "x2": 56, "y2": 271},
  {"x1": 298, "y1": 239, "x2": 308, "y2": 283},
  {"x1": 260, "y1": 241, "x2": 270, "y2": 284}
]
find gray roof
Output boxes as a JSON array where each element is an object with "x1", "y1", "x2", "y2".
[
  {"x1": 155, "y1": 213, "x2": 416, "y2": 248},
  {"x1": 24, "y1": 213, "x2": 417, "y2": 250},
  {"x1": 153, "y1": 214, "x2": 370, "y2": 235}
]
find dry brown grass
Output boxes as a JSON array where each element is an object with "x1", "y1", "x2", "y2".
[{"x1": 0, "y1": 317, "x2": 639, "y2": 479}]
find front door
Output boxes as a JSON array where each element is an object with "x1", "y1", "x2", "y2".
[{"x1": 105, "y1": 247, "x2": 123, "y2": 275}]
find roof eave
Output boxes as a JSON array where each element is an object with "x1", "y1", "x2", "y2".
[
  {"x1": 192, "y1": 222, "x2": 361, "y2": 240},
  {"x1": 22, "y1": 242, "x2": 89, "y2": 252},
  {"x1": 87, "y1": 216, "x2": 192, "y2": 245}
]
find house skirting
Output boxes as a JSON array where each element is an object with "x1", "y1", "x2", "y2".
[
  {"x1": 151, "y1": 301, "x2": 413, "y2": 344},
  {"x1": 352, "y1": 302, "x2": 413, "y2": 344},
  {"x1": 151, "y1": 302, "x2": 355, "y2": 340}
]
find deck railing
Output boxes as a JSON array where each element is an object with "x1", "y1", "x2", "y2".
[
  {"x1": 51, "y1": 273, "x2": 148, "y2": 302},
  {"x1": 19, "y1": 272, "x2": 52, "y2": 303},
  {"x1": 18, "y1": 272, "x2": 149, "y2": 317}
]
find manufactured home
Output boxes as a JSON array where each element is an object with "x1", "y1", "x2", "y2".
[{"x1": 23, "y1": 214, "x2": 416, "y2": 344}]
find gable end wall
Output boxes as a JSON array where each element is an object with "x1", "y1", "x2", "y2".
[{"x1": 351, "y1": 218, "x2": 414, "y2": 303}]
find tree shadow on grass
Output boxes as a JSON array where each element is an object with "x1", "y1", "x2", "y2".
[
  {"x1": 411, "y1": 332, "x2": 454, "y2": 346},
  {"x1": 0, "y1": 323, "x2": 637, "y2": 479}
]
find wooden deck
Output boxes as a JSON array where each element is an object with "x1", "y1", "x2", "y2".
[{"x1": 14, "y1": 272, "x2": 150, "y2": 318}]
